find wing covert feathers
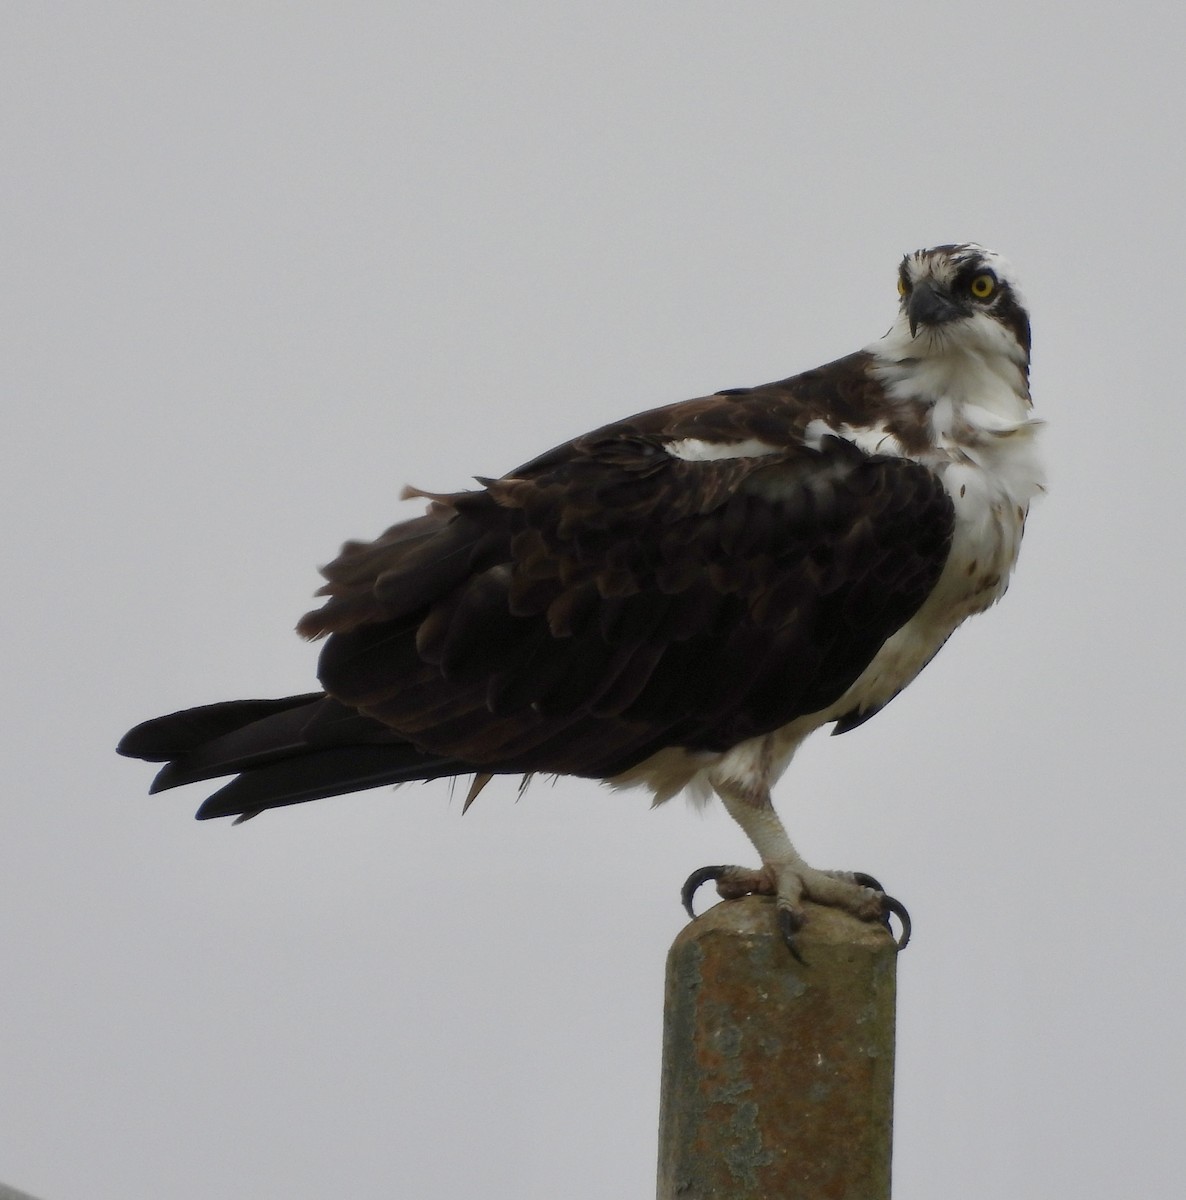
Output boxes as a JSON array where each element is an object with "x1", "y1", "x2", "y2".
[{"x1": 298, "y1": 362, "x2": 954, "y2": 778}]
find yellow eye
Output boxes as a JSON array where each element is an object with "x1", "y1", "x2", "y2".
[
  {"x1": 897, "y1": 276, "x2": 909, "y2": 297},
  {"x1": 970, "y1": 273, "x2": 996, "y2": 299}
]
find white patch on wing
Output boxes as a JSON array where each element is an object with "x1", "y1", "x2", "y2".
[
  {"x1": 804, "y1": 418, "x2": 906, "y2": 458},
  {"x1": 664, "y1": 437, "x2": 779, "y2": 462}
]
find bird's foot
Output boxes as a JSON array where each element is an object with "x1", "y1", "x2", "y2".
[{"x1": 681, "y1": 863, "x2": 910, "y2": 961}]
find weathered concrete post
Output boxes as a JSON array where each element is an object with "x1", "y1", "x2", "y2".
[{"x1": 656, "y1": 895, "x2": 898, "y2": 1199}]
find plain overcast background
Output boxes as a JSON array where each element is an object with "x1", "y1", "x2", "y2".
[{"x1": 5, "y1": 4, "x2": 1185, "y2": 1198}]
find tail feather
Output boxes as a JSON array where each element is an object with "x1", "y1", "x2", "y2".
[
  {"x1": 118, "y1": 692, "x2": 478, "y2": 821},
  {"x1": 117, "y1": 694, "x2": 323, "y2": 761},
  {"x1": 193, "y1": 743, "x2": 470, "y2": 821}
]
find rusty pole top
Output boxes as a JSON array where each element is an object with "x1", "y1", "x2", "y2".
[{"x1": 657, "y1": 896, "x2": 898, "y2": 1200}]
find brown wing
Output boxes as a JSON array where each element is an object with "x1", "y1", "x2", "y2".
[{"x1": 298, "y1": 372, "x2": 953, "y2": 781}]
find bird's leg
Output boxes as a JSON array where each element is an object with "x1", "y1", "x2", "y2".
[{"x1": 681, "y1": 779, "x2": 910, "y2": 958}]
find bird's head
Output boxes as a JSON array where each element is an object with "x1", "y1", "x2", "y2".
[{"x1": 892, "y1": 244, "x2": 1030, "y2": 367}]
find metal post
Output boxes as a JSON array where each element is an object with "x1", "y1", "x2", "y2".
[{"x1": 657, "y1": 895, "x2": 898, "y2": 1199}]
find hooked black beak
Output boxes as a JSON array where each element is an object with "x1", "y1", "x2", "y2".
[{"x1": 907, "y1": 280, "x2": 963, "y2": 338}]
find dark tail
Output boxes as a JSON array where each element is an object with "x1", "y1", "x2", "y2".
[{"x1": 117, "y1": 693, "x2": 475, "y2": 821}]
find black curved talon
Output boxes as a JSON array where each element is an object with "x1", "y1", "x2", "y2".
[
  {"x1": 681, "y1": 865, "x2": 729, "y2": 918},
  {"x1": 777, "y1": 906, "x2": 807, "y2": 965},
  {"x1": 880, "y1": 893, "x2": 912, "y2": 950},
  {"x1": 851, "y1": 872, "x2": 911, "y2": 950}
]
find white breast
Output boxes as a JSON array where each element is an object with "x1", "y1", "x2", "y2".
[{"x1": 829, "y1": 356, "x2": 1046, "y2": 724}]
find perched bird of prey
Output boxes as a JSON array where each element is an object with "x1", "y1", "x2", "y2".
[{"x1": 119, "y1": 243, "x2": 1044, "y2": 956}]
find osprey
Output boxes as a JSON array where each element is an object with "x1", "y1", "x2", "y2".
[{"x1": 119, "y1": 244, "x2": 1044, "y2": 956}]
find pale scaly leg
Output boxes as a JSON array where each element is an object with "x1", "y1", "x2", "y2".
[{"x1": 681, "y1": 778, "x2": 910, "y2": 960}]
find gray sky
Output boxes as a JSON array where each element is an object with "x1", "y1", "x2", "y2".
[{"x1": 5, "y1": 4, "x2": 1185, "y2": 1197}]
